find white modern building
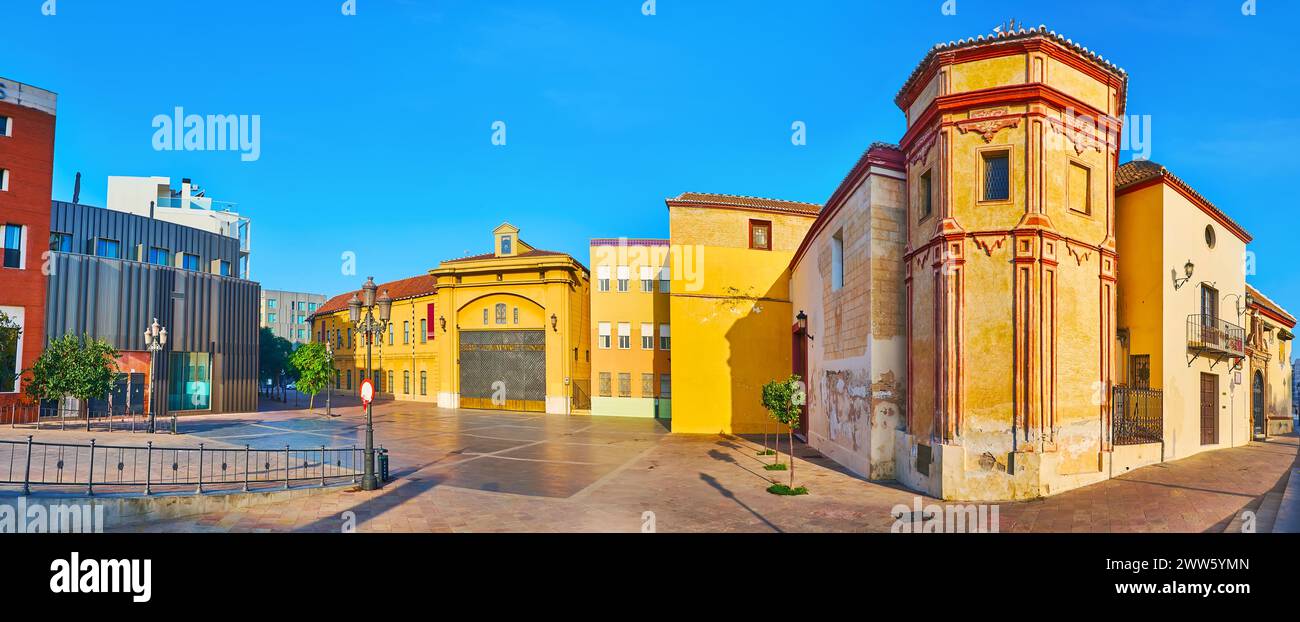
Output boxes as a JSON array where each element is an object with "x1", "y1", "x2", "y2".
[{"x1": 106, "y1": 176, "x2": 251, "y2": 278}]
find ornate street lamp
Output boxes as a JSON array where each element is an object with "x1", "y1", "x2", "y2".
[
  {"x1": 347, "y1": 277, "x2": 391, "y2": 491},
  {"x1": 142, "y1": 318, "x2": 168, "y2": 433}
]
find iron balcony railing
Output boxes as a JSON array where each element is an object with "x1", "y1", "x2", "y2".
[
  {"x1": 1112, "y1": 385, "x2": 1163, "y2": 446},
  {"x1": 1187, "y1": 314, "x2": 1245, "y2": 357},
  {"x1": 0, "y1": 437, "x2": 383, "y2": 495}
]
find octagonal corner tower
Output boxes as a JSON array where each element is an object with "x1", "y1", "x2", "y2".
[{"x1": 894, "y1": 27, "x2": 1128, "y2": 500}]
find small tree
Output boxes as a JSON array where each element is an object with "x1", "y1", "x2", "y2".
[
  {"x1": 289, "y1": 342, "x2": 332, "y2": 412},
  {"x1": 26, "y1": 333, "x2": 121, "y2": 417},
  {"x1": 760, "y1": 374, "x2": 808, "y2": 495},
  {"x1": 0, "y1": 311, "x2": 22, "y2": 393}
]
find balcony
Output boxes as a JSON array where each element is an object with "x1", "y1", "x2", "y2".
[{"x1": 1186, "y1": 314, "x2": 1245, "y2": 366}]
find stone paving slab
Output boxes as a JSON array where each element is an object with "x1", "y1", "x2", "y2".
[{"x1": 16, "y1": 399, "x2": 1289, "y2": 533}]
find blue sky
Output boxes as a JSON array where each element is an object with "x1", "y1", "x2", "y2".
[{"x1": 2, "y1": 0, "x2": 1297, "y2": 313}]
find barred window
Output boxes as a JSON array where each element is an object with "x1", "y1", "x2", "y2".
[
  {"x1": 403, "y1": 370, "x2": 411, "y2": 394},
  {"x1": 982, "y1": 152, "x2": 1009, "y2": 201},
  {"x1": 642, "y1": 373, "x2": 655, "y2": 397},
  {"x1": 659, "y1": 374, "x2": 671, "y2": 397},
  {"x1": 618, "y1": 373, "x2": 631, "y2": 397},
  {"x1": 420, "y1": 371, "x2": 427, "y2": 396},
  {"x1": 598, "y1": 372, "x2": 612, "y2": 397},
  {"x1": 495, "y1": 303, "x2": 507, "y2": 325}
]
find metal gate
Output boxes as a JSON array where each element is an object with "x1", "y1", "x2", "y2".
[{"x1": 459, "y1": 330, "x2": 546, "y2": 412}]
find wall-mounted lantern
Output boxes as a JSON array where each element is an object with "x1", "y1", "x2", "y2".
[
  {"x1": 439, "y1": 315, "x2": 447, "y2": 333},
  {"x1": 1172, "y1": 259, "x2": 1194, "y2": 290},
  {"x1": 551, "y1": 313, "x2": 558, "y2": 332},
  {"x1": 797, "y1": 309, "x2": 814, "y2": 341}
]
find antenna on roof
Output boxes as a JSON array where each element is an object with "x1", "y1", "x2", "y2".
[
  {"x1": 993, "y1": 18, "x2": 1018, "y2": 35},
  {"x1": 72, "y1": 172, "x2": 81, "y2": 204}
]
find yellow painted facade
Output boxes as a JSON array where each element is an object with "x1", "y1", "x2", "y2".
[
  {"x1": 892, "y1": 31, "x2": 1126, "y2": 500},
  {"x1": 311, "y1": 274, "x2": 440, "y2": 403},
  {"x1": 430, "y1": 223, "x2": 591, "y2": 414},
  {"x1": 589, "y1": 239, "x2": 672, "y2": 418},
  {"x1": 310, "y1": 224, "x2": 589, "y2": 415},
  {"x1": 666, "y1": 193, "x2": 819, "y2": 434}
]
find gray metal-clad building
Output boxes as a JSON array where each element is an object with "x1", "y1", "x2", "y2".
[{"x1": 45, "y1": 201, "x2": 259, "y2": 415}]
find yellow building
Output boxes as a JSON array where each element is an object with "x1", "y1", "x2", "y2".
[
  {"x1": 589, "y1": 238, "x2": 672, "y2": 419},
  {"x1": 311, "y1": 274, "x2": 439, "y2": 402},
  {"x1": 430, "y1": 223, "x2": 590, "y2": 414},
  {"x1": 889, "y1": 27, "x2": 1128, "y2": 500},
  {"x1": 1116, "y1": 160, "x2": 1252, "y2": 462},
  {"x1": 1244, "y1": 285, "x2": 1295, "y2": 437},
  {"x1": 310, "y1": 223, "x2": 589, "y2": 414},
  {"x1": 667, "y1": 192, "x2": 819, "y2": 434},
  {"x1": 781, "y1": 27, "x2": 1296, "y2": 500}
]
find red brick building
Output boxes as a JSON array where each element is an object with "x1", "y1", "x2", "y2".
[{"x1": 0, "y1": 77, "x2": 57, "y2": 419}]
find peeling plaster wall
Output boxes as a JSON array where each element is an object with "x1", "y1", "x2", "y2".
[{"x1": 791, "y1": 169, "x2": 906, "y2": 480}]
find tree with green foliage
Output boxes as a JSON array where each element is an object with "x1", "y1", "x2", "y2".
[
  {"x1": 289, "y1": 341, "x2": 332, "y2": 412},
  {"x1": 760, "y1": 374, "x2": 808, "y2": 495},
  {"x1": 258, "y1": 327, "x2": 295, "y2": 399},
  {"x1": 26, "y1": 333, "x2": 121, "y2": 417},
  {"x1": 0, "y1": 311, "x2": 22, "y2": 393}
]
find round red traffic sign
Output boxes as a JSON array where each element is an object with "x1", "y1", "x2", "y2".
[{"x1": 360, "y1": 378, "x2": 375, "y2": 405}]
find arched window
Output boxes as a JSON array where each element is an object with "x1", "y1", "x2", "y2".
[{"x1": 495, "y1": 303, "x2": 507, "y2": 324}]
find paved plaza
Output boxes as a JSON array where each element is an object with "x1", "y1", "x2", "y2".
[{"x1": 3, "y1": 398, "x2": 1295, "y2": 533}]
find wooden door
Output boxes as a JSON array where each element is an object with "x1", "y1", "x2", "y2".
[
  {"x1": 792, "y1": 324, "x2": 809, "y2": 440},
  {"x1": 1200, "y1": 372, "x2": 1219, "y2": 445}
]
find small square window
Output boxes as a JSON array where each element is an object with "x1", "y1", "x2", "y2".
[
  {"x1": 749, "y1": 220, "x2": 771, "y2": 250},
  {"x1": 982, "y1": 152, "x2": 1010, "y2": 201}
]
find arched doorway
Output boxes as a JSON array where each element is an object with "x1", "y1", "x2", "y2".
[{"x1": 1252, "y1": 370, "x2": 1265, "y2": 438}]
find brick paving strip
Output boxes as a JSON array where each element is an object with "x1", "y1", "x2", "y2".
[{"x1": 6, "y1": 400, "x2": 1294, "y2": 533}]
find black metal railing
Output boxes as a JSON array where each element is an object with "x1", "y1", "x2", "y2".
[
  {"x1": 1112, "y1": 385, "x2": 1163, "y2": 446},
  {"x1": 0, "y1": 437, "x2": 384, "y2": 495},
  {"x1": 1187, "y1": 314, "x2": 1245, "y2": 356},
  {"x1": 1, "y1": 405, "x2": 178, "y2": 433}
]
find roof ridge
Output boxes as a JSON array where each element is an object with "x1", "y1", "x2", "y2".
[
  {"x1": 896, "y1": 26, "x2": 1128, "y2": 109},
  {"x1": 670, "y1": 191, "x2": 822, "y2": 208}
]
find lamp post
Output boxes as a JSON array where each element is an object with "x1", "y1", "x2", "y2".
[
  {"x1": 324, "y1": 338, "x2": 334, "y2": 417},
  {"x1": 143, "y1": 318, "x2": 168, "y2": 434},
  {"x1": 348, "y1": 277, "x2": 392, "y2": 491}
]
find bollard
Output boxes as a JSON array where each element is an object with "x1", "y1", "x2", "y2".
[
  {"x1": 243, "y1": 445, "x2": 251, "y2": 492},
  {"x1": 352, "y1": 445, "x2": 359, "y2": 484},
  {"x1": 87, "y1": 439, "x2": 96, "y2": 496},
  {"x1": 283, "y1": 445, "x2": 290, "y2": 489},
  {"x1": 144, "y1": 441, "x2": 153, "y2": 495},
  {"x1": 320, "y1": 445, "x2": 327, "y2": 487},
  {"x1": 22, "y1": 435, "x2": 33, "y2": 495},
  {"x1": 196, "y1": 443, "x2": 205, "y2": 494}
]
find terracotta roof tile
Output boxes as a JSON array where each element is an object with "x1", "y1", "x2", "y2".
[
  {"x1": 665, "y1": 192, "x2": 822, "y2": 216},
  {"x1": 896, "y1": 26, "x2": 1128, "y2": 110},
  {"x1": 590, "y1": 238, "x2": 670, "y2": 247},
  {"x1": 311, "y1": 274, "x2": 437, "y2": 319},
  {"x1": 1247, "y1": 284, "x2": 1296, "y2": 328},
  {"x1": 1115, "y1": 160, "x2": 1251, "y2": 243}
]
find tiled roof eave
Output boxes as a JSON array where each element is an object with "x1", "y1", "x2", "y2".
[{"x1": 895, "y1": 26, "x2": 1128, "y2": 112}]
